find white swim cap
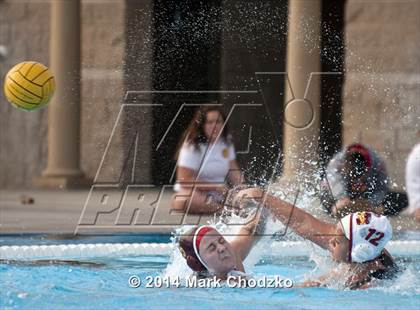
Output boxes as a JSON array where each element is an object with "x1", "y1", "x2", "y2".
[{"x1": 340, "y1": 212, "x2": 392, "y2": 263}]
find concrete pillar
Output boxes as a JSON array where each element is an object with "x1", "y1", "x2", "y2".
[
  {"x1": 281, "y1": 0, "x2": 322, "y2": 187},
  {"x1": 35, "y1": 0, "x2": 88, "y2": 188}
]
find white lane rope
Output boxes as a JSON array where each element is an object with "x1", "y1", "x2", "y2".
[{"x1": 1, "y1": 241, "x2": 419, "y2": 261}]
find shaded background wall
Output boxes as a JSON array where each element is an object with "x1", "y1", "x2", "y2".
[
  {"x1": 0, "y1": 1, "x2": 50, "y2": 188},
  {"x1": 0, "y1": 0, "x2": 419, "y2": 191},
  {"x1": 150, "y1": 0, "x2": 222, "y2": 185},
  {"x1": 219, "y1": 0, "x2": 288, "y2": 185},
  {"x1": 343, "y1": 0, "x2": 420, "y2": 188},
  {"x1": 0, "y1": 0, "x2": 126, "y2": 188}
]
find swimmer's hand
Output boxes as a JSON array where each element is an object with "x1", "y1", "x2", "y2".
[
  {"x1": 220, "y1": 187, "x2": 264, "y2": 217},
  {"x1": 223, "y1": 186, "x2": 256, "y2": 216},
  {"x1": 232, "y1": 188, "x2": 264, "y2": 209}
]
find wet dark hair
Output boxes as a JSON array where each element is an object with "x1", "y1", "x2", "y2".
[
  {"x1": 178, "y1": 227, "x2": 207, "y2": 272},
  {"x1": 344, "y1": 143, "x2": 372, "y2": 178},
  {"x1": 342, "y1": 143, "x2": 373, "y2": 198},
  {"x1": 175, "y1": 106, "x2": 231, "y2": 157},
  {"x1": 320, "y1": 143, "x2": 374, "y2": 213}
]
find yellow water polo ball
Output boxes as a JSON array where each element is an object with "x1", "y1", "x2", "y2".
[{"x1": 3, "y1": 61, "x2": 55, "y2": 111}]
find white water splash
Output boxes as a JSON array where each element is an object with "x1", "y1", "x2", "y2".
[
  {"x1": 372, "y1": 265, "x2": 420, "y2": 296},
  {"x1": 163, "y1": 185, "x2": 325, "y2": 279}
]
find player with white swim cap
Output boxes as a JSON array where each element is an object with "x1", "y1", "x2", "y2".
[
  {"x1": 233, "y1": 188, "x2": 398, "y2": 289},
  {"x1": 340, "y1": 212, "x2": 392, "y2": 263},
  {"x1": 178, "y1": 207, "x2": 269, "y2": 279}
]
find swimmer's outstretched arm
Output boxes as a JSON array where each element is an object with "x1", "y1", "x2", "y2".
[
  {"x1": 296, "y1": 268, "x2": 371, "y2": 289},
  {"x1": 296, "y1": 265, "x2": 378, "y2": 290},
  {"x1": 230, "y1": 208, "x2": 269, "y2": 261},
  {"x1": 234, "y1": 188, "x2": 337, "y2": 251},
  {"x1": 299, "y1": 250, "x2": 392, "y2": 289}
]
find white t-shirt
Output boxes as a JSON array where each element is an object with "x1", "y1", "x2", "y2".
[
  {"x1": 405, "y1": 143, "x2": 420, "y2": 214},
  {"x1": 174, "y1": 139, "x2": 236, "y2": 191}
]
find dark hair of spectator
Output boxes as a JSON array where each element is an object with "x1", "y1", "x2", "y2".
[{"x1": 175, "y1": 106, "x2": 231, "y2": 158}]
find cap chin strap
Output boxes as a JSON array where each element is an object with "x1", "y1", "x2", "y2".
[
  {"x1": 192, "y1": 226, "x2": 214, "y2": 272},
  {"x1": 348, "y1": 213, "x2": 353, "y2": 262}
]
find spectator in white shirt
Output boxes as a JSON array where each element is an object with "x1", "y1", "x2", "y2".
[
  {"x1": 405, "y1": 143, "x2": 420, "y2": 222},
  {"x1": 171, "y1": 106, "x2": 243, "y2": 214}
]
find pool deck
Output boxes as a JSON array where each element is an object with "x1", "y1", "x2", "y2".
[
  {"x1": 0, "y1": 188, "x2": 214, "y2": 235},
  {"x1": 1, "y1": 188, "x2": 419, "y2": 236}
]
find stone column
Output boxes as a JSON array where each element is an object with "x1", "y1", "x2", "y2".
[
  {"x1": 35, "y1": 0, "x2": 88, "y2": 188},
  {"x1": 280, "y1": 0, "x2": 322, "y2": 188}
]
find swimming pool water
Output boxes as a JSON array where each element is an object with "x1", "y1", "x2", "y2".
[
  {"x1": 1, "y1": 234, "x2": 420, "y2": 309},
  {"x1": 0, "y1": 233, "x2": 171, "y2": 246},
  {"x1": 1, "y1": 254, "x2": 419, "y2": 310}
]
